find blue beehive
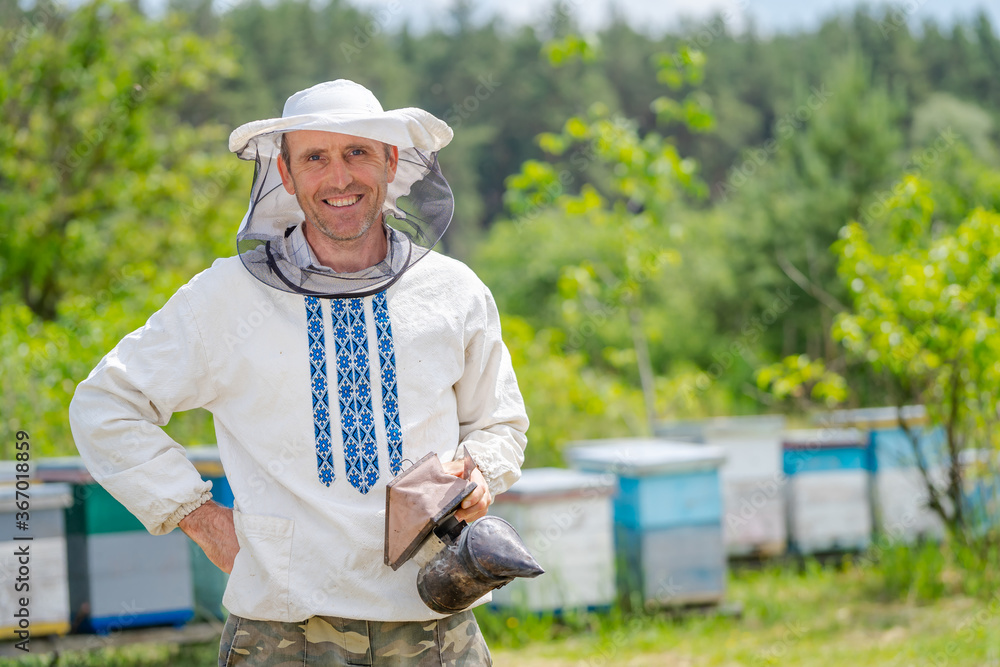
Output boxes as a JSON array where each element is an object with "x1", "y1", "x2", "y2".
[
  {"x1": 782, "y1": 429, "x2": 873, "y2": 554},
  {"x1": 566, "y1": 439, "x2": 727, "y2": 608},
  {"x1": 960, "y1": 449, "x2": 1000, "y2": 535},
  {"x1": 655, "y1": 415, "x2": 787, "y2": 557},
  {"x1": 825, "y1": 407, "x2": 947, "y2": 541},
  {"x1": 36, "y1": 457, "x2": 194, "y2": 635}
]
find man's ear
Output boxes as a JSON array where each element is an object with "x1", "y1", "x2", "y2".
[
  {"x1": 386, "y1": 145, "x2": 399, "y2": 184},
  {"x1": 277, "y1": 143, "x2": 295, "y2": 195}
]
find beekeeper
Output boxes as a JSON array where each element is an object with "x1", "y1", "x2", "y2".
[{"x1": 69, "y1": 79, "x2": 528, "y2": 666}]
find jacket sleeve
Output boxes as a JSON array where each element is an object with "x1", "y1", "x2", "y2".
[
  {"x1": 69, "y1": 286, "x2": 216, "y2": 535},
  {"x1": 454, "y1": 283, "x2": 528, "y2": 498}
]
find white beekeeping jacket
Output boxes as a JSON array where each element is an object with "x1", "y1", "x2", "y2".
[{"x1": 69, "y1": 251, "x2": 528, "y2": 622}]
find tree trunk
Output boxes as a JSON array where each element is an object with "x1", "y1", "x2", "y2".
[{"x1": 628, "y1": 306, "x2": 656, "y2": 435}]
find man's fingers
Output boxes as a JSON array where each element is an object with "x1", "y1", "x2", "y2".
[
  {"x1": 455, "y1": 499, "x2": 488, "y2": 523},
  {"x1": 439, "y1": 457, "x2": 492, "y2": 522},
  {"x1": 461, "y1": 483, "x2": 485, "y2": 509},
  {"x1": 441, "y1": 459, "x2": 464, "y2": 477}
]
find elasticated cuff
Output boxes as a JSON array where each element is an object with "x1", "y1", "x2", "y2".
[
  {"x1": 158, "y1": 489, "x2": 214, "y2": 535},
  {"x1": 466, "y1": 446, "x2": 520, "y2": 498}
]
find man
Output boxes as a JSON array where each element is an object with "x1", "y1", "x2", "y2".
[{"x1": 69, "y1": 80, "x2": 528, "y2": 666}]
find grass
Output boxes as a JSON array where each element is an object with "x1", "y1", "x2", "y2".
[
  {"x1": 6, "y1": 548, "x2": 1000, "y2": 666},
  {"x1": 483, "y1": 551, "x2": 1000, "y2": 666}
]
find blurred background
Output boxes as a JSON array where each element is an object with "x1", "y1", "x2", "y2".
[
  {"x1": 5, "y1": 0, "x2": 1000, "y2": 465},
  {"x1": 3, "y1": 0, "x2": 1000, "y2": 663}
]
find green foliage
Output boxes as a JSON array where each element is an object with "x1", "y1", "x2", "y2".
[
  {"x1": 496, "y1": 47, "x2": 711, "y2": 430},
  {"x1": 834, "y1": 188, "x2": 1000, "y2": 535},
  {"x1": 544, "y1": 33, "x2": 600, "y2": 66},
  {"x1": 0, "y1": 0, "x2": 244, "y2": 456},
  {"x1": 502, "y1": 316, "x2": 644, "y2": 467},
  {"x1": 867, "y1": 540, "x2": 948, "y2": 603},
  {"x1": 755, "y1": 354, "x2": 849, "y2": 409},
  {"x1": 860, "y1": 534, "x2": 1000, "y2": 605},
  {"x1": 5, "y1": 0, "x2": 1000, "y2": 476},
  {"x1": 721, "y1": 53, "x2": 904, "y2": 366},
  {"x1": 0, "y1": 0, "x2": 239, "y2": 319},
  {"x1": 911, "y1": 92, "x2": 995, "y2": 162}
]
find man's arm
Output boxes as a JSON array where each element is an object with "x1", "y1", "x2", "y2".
[
  {"x1": 453, "y1": 282, "x2": 529, "y2": 500},
  {"x1": 69, "y1": 285, "x2": 219, "y2": 536}
]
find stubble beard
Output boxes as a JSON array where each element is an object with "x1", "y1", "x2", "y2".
[{"x1": 307, "y1": 202, "x2": 382, "y2": 243}]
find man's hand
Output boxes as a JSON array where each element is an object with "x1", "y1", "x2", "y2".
[
  {"x1": 441, "y1": 458, "x2": 492, "y2": 524},
  {"x1": 179, "y1": 501, "x2": 240, "y2": 574}
]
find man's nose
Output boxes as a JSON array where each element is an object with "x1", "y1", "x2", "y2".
[{"x1": 326, "y1": 158, "x2": 353, "y2": 190}]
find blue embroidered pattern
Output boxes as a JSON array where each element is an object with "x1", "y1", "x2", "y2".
[
  {"x1": 372, "y1": 292, "x2": 403, "y2": 476},
  {"x1": 331, "y1": 298, "x2": 380, "y2": 493},
  {"x1": 305, "y1": 296, "x2": 335, "y2": 486},
  {"x1": 305, "y1": 293, "x2": 403, "y2": 491}
]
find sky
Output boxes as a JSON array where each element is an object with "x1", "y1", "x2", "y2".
[{"x1": 346, "y1": 0, "x2": 1000, "y2": 36}]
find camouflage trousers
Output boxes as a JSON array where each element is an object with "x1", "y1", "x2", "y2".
[{"x1": 218, "y1": 610, "x2": 492, "y2": 666}]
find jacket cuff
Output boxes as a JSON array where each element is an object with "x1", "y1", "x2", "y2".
[
  {"x1": 160, "y1": 489, "x2": 214, "y2": 534},
  {"x1": 466, "y1": 445, "x2": 520, "y2": 498}
]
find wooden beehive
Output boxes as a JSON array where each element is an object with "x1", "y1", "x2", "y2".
[
  {"x1": 489, "y1": 467, "x2": 616, "y2": 612},
  {"x1": 566, "y1": 439, "x2": 727, "y2": 608},
  {"x1": 824, "y1": 407, "x2": 947, "y2": 541},
  {"x1": 36, "y1": 457, "x2": 194, "y2": 634},
  {"x1": 782, "y1": 429, "x2": 873, "y2": 553},
  {"x1": 656, "y1": 415, "x2": 787, "y2": 557}
]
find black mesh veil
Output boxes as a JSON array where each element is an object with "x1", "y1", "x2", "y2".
[{"x1": 234, "y1": 142, "x2": 453, "y2": 298}]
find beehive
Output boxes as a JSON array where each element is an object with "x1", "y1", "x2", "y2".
[
  {"x1": 655, "y1": 415, "x2": 787, "y2": 557},
  {"x1": 961, "y1": 449, "x2": 1000, "y2": 534},
  {"x1": 0, "y1": 482, "x2": 72, "y2": 639},
  {"x1": 566, "y1": 439, "x2": 727, "y2": 608},
  {"x1": 36, "y1": 458, "x2": 194, "y2": 634},
  {"x1": 825, "y1": 407, "x2": 947, "y2": 541},
  {"x1": 489, "y1": 467, "x2": 616, "y2": 612},
  {"x1": 782, "y1": 429, "x2": 873, "y2": 553}
]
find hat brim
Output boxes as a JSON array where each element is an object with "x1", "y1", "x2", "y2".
[{"x1": 229, "y1": 108, "x2": 453, "y2": 159}]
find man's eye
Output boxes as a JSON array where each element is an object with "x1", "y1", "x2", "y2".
[
  {"x1": 307, "y1": 155, "x2": 321, "y2": 161},
  {"x1": 350, "y1": 149, "x2": 365, "y2": 156}
]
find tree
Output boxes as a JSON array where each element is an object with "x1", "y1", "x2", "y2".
[
  {"x1": 1, "y1": 0, "x2": 240, "y2": 319},
  {"x1": 720, "y1": 52, "x2": 904, "y2": 370},
  {"x1": 0, "y1": 0, "x2": 243, "y2": 455},
  {"x1": 832, "y1": 175, "x2": 1000, "y2": 543},
  {"x1": 485, "y1": 44, "x2": 712, "y2": 431},
  {"x1": 758, "y1": 145, "x2": 1000, "y2": 544}
]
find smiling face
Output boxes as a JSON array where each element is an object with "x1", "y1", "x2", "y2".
[{"x1": 277, "y1": 130, "x2": 399, "y2": 246}]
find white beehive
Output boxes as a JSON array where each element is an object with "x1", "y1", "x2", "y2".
[
  {"x1": 0, "y1": 482, "x2": 73, "y2": 639},
  {"x1": 783, "y1": 429, "x2": 873, "y2": 553},
  {"x1": 566, "y1": 439, "x2": 728, "y2": 608}
]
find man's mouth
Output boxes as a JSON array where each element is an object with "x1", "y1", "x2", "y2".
[{"x1": 323, "y1": 195, "x2": 362, "y2": 208}]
